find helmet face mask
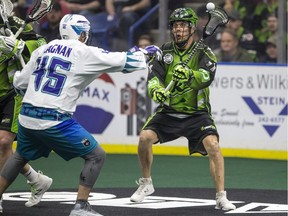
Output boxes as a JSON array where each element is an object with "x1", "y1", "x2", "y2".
[
  {"x1": 59, "y1": 14, "x2": 90, "y2": 43},
  {"x1": 169, "y1": 8, "x2": 198, "y2": 48}
]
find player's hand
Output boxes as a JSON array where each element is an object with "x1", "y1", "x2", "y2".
[
  {"x1": 0, "y1": 29, "x2": 25, "y2": 59},
  {"x1": 143, "y1": 45, "x2": 162, "y2": 62},
  {"x1": 152, "y1": 88, "x2": 168, "y2": 104},
  {"x1": 172, "y1": 64, "x2": 193, "y2": 83},
  {"x1": 128, "y1": 45, "x2": 162, "y2": 62}
]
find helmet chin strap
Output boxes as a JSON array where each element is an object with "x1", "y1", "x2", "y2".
[
  {"x1": 175, "y1": 32, "x2": 193, "y2": 49},
  {"x1": 175, "y1": 35, "x2": 190, "y2": 49},
  {"x1": 79, "y1": 31, "x2": 89, "y2": 44},
  {"x1": 174, "y1": 25, "x2": 195, "y2": 49}
]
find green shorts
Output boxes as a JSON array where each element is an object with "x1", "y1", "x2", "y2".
[
  {"x1": 0, "y1": 89, "x2": 22, "y2": 134},
  {"x1": 143, "y1": 111, "x2": 219, "y2": 155}
]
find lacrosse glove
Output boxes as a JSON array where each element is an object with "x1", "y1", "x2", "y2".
[
  {"x1": 152, "y1": 87, "x2": 168, "y2": 104},
  {"x1": 144, "y1": 45, "x2": 162, "y2": 62},
  {"x1": 0, "y1": 29, "x2": 25, "y2": 59},
  {"x1": 172, "y1": 64, "x2": 194, "y2": 83},
  {"x1": 129, "y1": 45, "x2": 162, "y2": 62}
]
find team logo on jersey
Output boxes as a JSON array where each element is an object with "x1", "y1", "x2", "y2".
[
  {"x1": 206, "y1": 61, "x2": 216, "y2": 72},
  {"x1": 163, "y1": 54, "x2": 173, "y2": 64},
  {"x1": 201, "y1": 125, "x2": 216, "y2": 131}
]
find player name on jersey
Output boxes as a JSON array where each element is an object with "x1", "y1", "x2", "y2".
[{"x1": 44, "y1": 44, "x2": 72, "y2": 58}]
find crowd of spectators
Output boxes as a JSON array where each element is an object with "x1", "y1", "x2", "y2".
[{"x1": 9, "y1": 0, "x2": 287, "y2": 64}]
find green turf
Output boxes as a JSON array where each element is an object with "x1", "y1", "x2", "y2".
[{"x1": 8, "y1": 153, "x2": 287, "y2": 191}]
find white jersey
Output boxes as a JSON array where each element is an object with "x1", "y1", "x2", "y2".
[{"x1": 13, "y1": 39, "x2": 148, "y2": 129}]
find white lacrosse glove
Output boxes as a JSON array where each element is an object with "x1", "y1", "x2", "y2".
[{"x1": 0, "y1": 28, "x2": 25, "y2": 59}]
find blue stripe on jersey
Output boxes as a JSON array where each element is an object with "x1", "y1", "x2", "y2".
[
  {"x1": 20, "y1": 103, "x2": 72, "y2": 121},
  {"x1": 123, "y1": 53, "x2": 145, "y2": 73}
]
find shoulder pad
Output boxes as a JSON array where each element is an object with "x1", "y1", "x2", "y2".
[{"x1": 161, "y1": 42, "x2": 173, "y2": 51}]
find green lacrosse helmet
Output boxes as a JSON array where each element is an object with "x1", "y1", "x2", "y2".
[
  {"x1": 169, "y1": 8, "x2": 198, "y2": 48},
  {"x1": 169, "y1": 8, "x2": 198, "y2": 27}
]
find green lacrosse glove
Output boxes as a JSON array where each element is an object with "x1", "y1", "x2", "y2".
[
  {"x1": 172, "y1": 64, "x2": 194, "y2": 83},
  {"x1": 0, "y1": 29, "x2": 25, "y2": 59},
  {"x1": 152, "y1": 88, "x2": 168, "y2": 104}
]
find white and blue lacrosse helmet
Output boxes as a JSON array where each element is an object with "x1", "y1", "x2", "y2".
[{"x1": 59, "y1": 14, "x2": 90, "y2": 43}]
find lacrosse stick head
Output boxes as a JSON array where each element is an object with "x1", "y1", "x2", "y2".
[
  {"x1": 0, "y1": 0, "x2": 14, "y2": 28},
  {"x1": 0, "y1": 0, "x2": 14, "y2": 17},
  {"x1": 203, "y1": 7, "x2": 229, "y2": 39},
  {"x1": 26, "y1": 0, "x2": 53, "y2": 23}
]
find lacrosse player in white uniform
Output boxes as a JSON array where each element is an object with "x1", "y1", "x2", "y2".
[{"x1": 0, "y1": 14, "x2": 162, "y2": 216}]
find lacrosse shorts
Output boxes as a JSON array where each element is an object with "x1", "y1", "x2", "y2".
[
  {"x1": 16, "y1": 118, "x2": 98, "y2": 161},
  {"x1": 143, "y1": 112, "x2": 219, "y2": 155},
  {"x1": 0, "y1": 89, "x2": 22, "y2": 134}
]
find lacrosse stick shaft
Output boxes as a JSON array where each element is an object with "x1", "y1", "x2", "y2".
[
  {"x1": 17, "y1": 52, "x2": 26, "y2": 67},
  {"x1": 165, "y1": 80, "x2": 175, "y2": 93},
  {"x1": 14, "y1": 25, "x2": 25, "y2": 39},
  {"x1": 165, "y1": 38, "x2": 204, "y2": 93},
  {"x1": 12, "y1": 24, "x2": 26, "y2": 68}
]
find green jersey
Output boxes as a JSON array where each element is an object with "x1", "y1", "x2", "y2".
[
  {"x1": 0, "y1": 16, "x2": 46, "y2": 97},
  {"x1": 147, "y1": 41, "x2": 217, "y2": 115}
]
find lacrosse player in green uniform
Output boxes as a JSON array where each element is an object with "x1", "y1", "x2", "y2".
[
  {"x1": 130, "y1": 7, "x2": 236, "y2": 211},
  {"x1": 0, "y1": 14, "x2": 52, "y2": 212}
]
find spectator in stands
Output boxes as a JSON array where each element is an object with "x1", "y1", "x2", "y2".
[
  {"x1": 219, "y1": 0, "x2": 256, "y2": 30},
  {"x1": 105, "y1": 0, "x2": 151, "y2": 51},
  {"x1": 38, "y1": 2, "x2": 63, "y2": 43},
  {"x1": 214, "y1": 28, "x2": 255, "y2": 62},
  {"x1": 137, "y1": 34, "x2": 153, "y2": 48},
  {"x1": 60, "y1": 0, "x2": 103, "y2": 16},
  {"x1": 253, "y1": 0, "x2": 278, "y2": 33},
  {"x1": 255, "y1": 12, "x2": 278, "y2": 56},
  {"x1": 10, "y1": 0, "x2": 27, "y2": 20},
  {"x1": 258, "y1": 35, "x2": 277, "y2": 63},
  {"x1": 226, "y1": 9, "x2": 257, "y2": 57}
]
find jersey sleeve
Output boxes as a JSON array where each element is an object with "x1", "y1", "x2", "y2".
[
  {"x1": 190, "y1": 46, "x2": 217, "y2": 90},
  {"x1": 147, "y1": 60, "x2": 166, "y2": 97},
  {"x1": 80, "y1": 46, "x2": 148, "y2": 74}
]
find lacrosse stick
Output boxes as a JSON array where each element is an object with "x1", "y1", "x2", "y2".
[
  {"x1": 11, "y1": 0, "x2": 52, "y2": 67},
  {"x1": 14, "y1": 0, "x2": 53, "y2": 38},
  {"x1": 165, "y1": 4, "x2": 229, "y2": 93},
  {"x1": 0, "y1": 0, "x2": 14, "y2": 29},
  {"x1": 0, "y1": 0, "x2": 52, "y2": 67}
]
